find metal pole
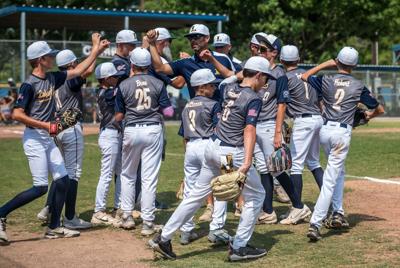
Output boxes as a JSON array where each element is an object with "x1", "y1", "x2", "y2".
[
  {"x1": 20, "y1": 12, "x2": 26, "y2": 82},
  {"x1": 124, "y1": 16, "x2": 129, "y2": 29},
  {"x1": 217, "y1": 21, "x2": 222, "y2": 33},
  {"x1": 62, "y1": 27, "x2": 67, "y2": 49}
]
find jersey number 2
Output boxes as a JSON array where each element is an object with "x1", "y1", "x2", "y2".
[
  {"x1": 135, "y1": 88, "x2": 151, "y2": 110},
  {"x1": 333, "y1": 88, "x2": 345, "y2": 111}
]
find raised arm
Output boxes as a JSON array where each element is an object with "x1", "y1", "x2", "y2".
[
  {"x1": 146, "y1": 30, "x2": 174, "y2": 75},
  {"x1": 199, "y1": 50, "x2": 235, "y2": 78},
  {"x1": 301, "y1": 59, "x2": 336, "y2": 81}
]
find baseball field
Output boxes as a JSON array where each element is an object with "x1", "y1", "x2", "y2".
[{"x1": 0, "y1": 120, "x2": 399, "y2": 267}]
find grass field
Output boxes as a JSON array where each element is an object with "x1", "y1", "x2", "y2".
[{"x1": 0, "y1": 121, "x2": 399, "y2": 267}]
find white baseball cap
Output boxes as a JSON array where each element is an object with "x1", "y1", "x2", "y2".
[
  {"x1": 27, "y1": 41, "x2": 59, "y2": 60},
  {"x1": 256, "y1": 33, "x2": 282, "y2": 52},
  {"x1": 116, "y1": 29, "x2": 139, "y2": 44},
  {"x1": 337, "y1": 47, "x2": 359, "y2": 66},
  {"x1": 213, "y1": 33, "x2": 231, "y2": 47},
  {"x1": 250, "y1": 32, "x2": 267, "y2": 45},
  {"x1": 56, "y1": 49, "x2": 77, "y2": 67},
  {"x1": 280, "y1": 45, "x2": 300, "y2": 62},
  {"x1": 95, "y1": 62, "x2": 125, "y2": 79},
  {"x1": 155, "y1": 27, "x2": 174, "y2": 41},
  {"x1": 184, "y1": 24, "x2": 210, "y2": 37},
  {"x1": 130, "y1": 47, "x2": 151, "y2": 67},
  {"x1": 244, "y1": 56, "x2": 275, "y2": 78},
  {"x1": 190, "y1": 68, "x2": 220, "y2": 87}
]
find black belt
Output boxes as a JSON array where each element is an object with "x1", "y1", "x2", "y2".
[
  {"x1": 299, "y1": 113, "x2": 313, "y2": 118},
  {"x1": 100, "y1": 126, "x2": 118, "y2": 132},
  {"x1": 211, "y1": 134, "x2": 236, "y2": 147},
  {"x1": 126, "y1": 122, "x2": 160, "y2": 127},
  {"x1": 323, "y1": 120, "x2": 348, "y2": 129}
]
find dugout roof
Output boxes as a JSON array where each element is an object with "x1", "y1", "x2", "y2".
[{"x1": 0, "y1": 4, "x2": 229, "y2": 32}]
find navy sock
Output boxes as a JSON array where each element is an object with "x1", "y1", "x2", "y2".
[
  {"x1": 49, "y1": 176, "x2": 69, "y2": 229},
  {"x1": 45, "y1": 181, "x2": 56, "y2": 208},
  {"x1": 0, "y1": 185, "x2": 47, "y2": 218},
  {"x1": 260, "y1": 173, "x2": 274, "y2": 214},
  {"x1": 65, "y1": 179, "x2": 78, "y2": 220},
  {"x1": 276, "y1": 173, "x2": 303, "y2": 209},
  {"x1": 291, "y1": 174, "x2": 303, "y2": 202},
  {"x1": 311, "y1": 167, "x2": 324, "y2": 189},
  {"x1": 135, "y1": 161, "x2": 142, "y2": 203}
]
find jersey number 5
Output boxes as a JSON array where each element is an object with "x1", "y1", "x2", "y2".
[
  {"x1": 333, "y1": 88, "x2": 345, "y2": 111},
  {"x1": 136, "y1": 88, "x2": 151, "y2": 110}
]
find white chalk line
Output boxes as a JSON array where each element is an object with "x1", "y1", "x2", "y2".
[{"x1": 86, "y1": 142, "x2": 400, "y2": 184}]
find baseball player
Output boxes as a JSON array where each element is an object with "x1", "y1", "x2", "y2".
[
  {"x1": 90, "y1": 62, "x2": 125, "y2": 226},
  {"x1": 36, "y1": 49, "x2": 95, "y2": 229},
  {"x1": 177, "y1": 68, "x2": 221, "y2": 245},
  {"x1": 302, "y1": 47, "x2": 384, "y2": 241},
  {"x1": 115, "y1": 47, "x2": 174, "y2": 235},
  {"x1": 146, "y1": 24, "x2": 235, "y2": 101},
  {"x1": 148, "y1": 56, "x2": 273, "y2": 262},
  {"x1": 0, "y1": 35, "x2": 109, "y2": 243},
  {"x1": 213, "y1": 33, "x2": 242, "y2": 72},
  {"x1": 276, "y1": 45, "x2": 325, "y2": 222}
]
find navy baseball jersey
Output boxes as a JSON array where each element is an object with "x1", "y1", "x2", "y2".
[
  {"x1": 149, "y1": 56, "x2": 175, "y2": 86},
  {"x1": 283, "y1": 68, "x2": 321, "y2": 117},
  {"x1": 307, "y1": 73, "x2": 379, "y2": 125},
  {"x1": 215, "y1": 82, "x2": 262, "y2": 146},
  {"x1": 179, "y1": 95, "x2": 220, "y2": 139},
  {"x1": 115, "y1": 74, "x2": 171, "y2": 124},
  {"x1": 15, "y1": 72, "x2": 67, "y2": 123},
  {"x1": 112, "y1": 54, "x2": 130, "y2": 83},
  {"x1": 97, "y1": 86, "x2": 119, "y2": 130},
  {"x1": 257, "y1": 65, "x2": 286, "y2": 121},
  {"x1": 169, "y1": 52, "x2": 234, "y2": 100},
  {"x1": 55, "y1": 77, "x2": 86, "y2": 116}
]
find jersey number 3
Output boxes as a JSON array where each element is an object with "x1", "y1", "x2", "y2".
[{"x1": 136, "y1": 88, "x2": 151, "y2": 110}]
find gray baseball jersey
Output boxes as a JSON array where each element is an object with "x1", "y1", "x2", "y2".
[
  {"x1": 115, "y1": 74, "x2": 171, "y2": 124},
  {"x1": 55, "y1": 77, "x2": 85, "y2": 116},
  {"x1": 215, "y1": 82, "x2": 262, "y2": 146},
  {"x1": 179, "y1": 95, "x2": 220, "y2": 139},
  {"x1": 15, "y1": 72, "x2": 67, "y2": 123},
  {"x1": 97, "y1": 86, "x2": 119, "y2": 130},
  {"x1": 257, "y1": 65, "x2": 286, "y2": 121},
  {"x1": 285, "y1": 68, "x2": 321, "y2": 117},
  {"x1": 308, "y1": 73, "x2": 379, "y2": 125}
]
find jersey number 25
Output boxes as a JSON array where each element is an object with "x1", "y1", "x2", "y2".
[{"x1": 136, "y1": 88, "x2": 151, "y2": 110}]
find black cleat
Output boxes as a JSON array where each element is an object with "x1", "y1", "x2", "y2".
[
  {"x1": 148, "y1": 233, "x2": 176, "y2": 260},
  {"x1": 307, "y1": 224, "x2": 322, "y2": 242},
  {"x1": 228, "y1": 243, "x2": 267, "y2": 262},
  {"x1": 330, "y1": 212, "x2": 349, "y2": 229}
]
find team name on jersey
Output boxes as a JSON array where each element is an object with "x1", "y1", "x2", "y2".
[
  {"x1": 187, "y1": 101, "x2": 203, "y2": 108},
  {"x1": 227, "y1": 90, "x2": 241, "y2": 99},
  {"x1": 136, "y1": 80, "x2": 148, "y2": 87},
  {"x1": 334, "y1": 79, "x2": 351, "y2": 87},
  {"x1": 37, "y1": 88, "x2": 54, "y2": 103}
]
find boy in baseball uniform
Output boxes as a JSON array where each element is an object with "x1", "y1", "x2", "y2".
[
  {"x1": 178, "y1": 68, "x2": 221, "y2": 245},
  {"x1": 148, "y1": 56, "x2": 273, "y2": 262},
  {"x1": 115, "y1": 48, "x2": 174, "y2": 235},
  {"x1": 37, "y1": 49, "x2": 95, "y2": 229},
  {"x1": 302, "y1": 47, "x2": 384, "y2": 241},
  {"x1": 0, "y1": 34, "x2": 109, "y2": 243},
  {"x1": 91, "y1": 62, "x2": 125, "y2": 226}
]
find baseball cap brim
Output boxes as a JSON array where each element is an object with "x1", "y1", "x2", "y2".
[
  {"x1": 213, "y1": 43, "x2": 229, "y2": 47},
  {"x1": 184, "y1": 33, "x2": 208, "y2": 37},
  {"x1": 255, "y1": 34, "x2": 274, "y2": 49},
  {"x1": 211, "y1": 78, "x2": 223, "y2": 84},
  {"x1": 44, "y1": 49, "x2": 60, "y2": 57},
  {"x1": 113, "y1": 69, "x2": 126, "y2": 77}
]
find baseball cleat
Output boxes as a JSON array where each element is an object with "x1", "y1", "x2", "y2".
[
  {"x1": 45, "y1": 227, "x2": 80, "y2": 239},
  {"x1": 274, "y1": 185, "x2": 291, "y2": 203},
  {"x1": 330, "y1": 212, "x2": 350, "y2": 229},
  {"x1": 37, "y1": 206, "x2": 50, "y2": 223},
  {"x1": 120, "y1": 214, "x2": 136, "y2": 230},
  {"x1": 228, "y1": 243, "x2": 267, "y2": 262},
  {"x1": 208, "y1": 228, "x2": 232, "y2": 245},
  {"x1": 198, "y1": 204, "x2": 213, "y2": 222},
  {"x1": 280, "y1": 204, "x2": 312, "y2": 225},
  {"x1": 91, "y1": 211, "x2": 118, "y2": 226},
  {"x1": 141, "y1": 221, "x2": 163, "y2": 236},
  {"x1": 279, "y1": 205, "x2": 293, "y2": 220},
  {"x1": 307, "y1": 224, "x2": 322, "y2": 242},
  {"x1": 63, "y1": 215, "x2": 92, "y2": 230},
  {"x1": 111, "y1": 208, "x2": 123, "y2": 220},
  {"x1": 257, "y1": 211, "x2": 278, "y2": 225},
  {"x1": 180, "y1": 230, "x2": 199, "y2": 245},
  {"x1": 148, "y1": 233, "x2": 176, "y2": 260},
  {"x1": 0, "y1": 218, "x2": 9, "y2": 243}
]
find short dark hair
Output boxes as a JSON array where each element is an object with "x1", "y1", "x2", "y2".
[
  {"x1": 336, "y1": 60, "x2": 354, "y2": 71},
  {"x1": 281, "y1": 60, "x2": 298, "y2": 67},
  {"x1": 243, "y1": 68, "x2": 262, "y2": 78},
  {"x1": 132, "y1": 65, "x2": 149, "y2": 72},
  {"x1": 29, "y1": 58, "x2": 40, "y2": 68}
]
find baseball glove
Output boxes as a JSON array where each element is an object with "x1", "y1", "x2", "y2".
[
  {"x1": 267, "y1": 144, "x2": 292, "y2": 173},
  {"x1": 49, "y1": 107, "x2": 82, "y2": 136},
  {"x1": 210, "y1": 171, "x2": 247, "y2": 201},
  {"x1": 353, "y1": 107, "x2": 369, "y2": 128},
  {"x1": 282, "y1": 119, "x2": 293, "y2": 144}
]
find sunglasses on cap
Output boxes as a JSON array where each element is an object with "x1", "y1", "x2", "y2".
[
  {"x1": 187, "y1": 34, "x2": 204, "y2": 41},
  {"x1": 258, "y1": 45, "x2": 273, "y2": 53}
]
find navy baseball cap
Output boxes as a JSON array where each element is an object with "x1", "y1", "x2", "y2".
[{"x1": 255, "y1": 33, "x2": 282, "y2": 53}]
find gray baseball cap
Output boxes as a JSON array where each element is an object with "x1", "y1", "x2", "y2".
[
  {"x1": 56, "y1": 49, "x2": 77, "y2": 67},
  {"x1": 337, "y1": 47, "x2": 358, "y2": 66},
  {"x1": 213, "y1": 33, "x2": 231, "y2": 47},
  {"x1": 27, "y1": 41, "x2": 59, "y2": 60},
  {"x1": 155, "y1": 27, "x2": 174, "y2": 41},
  {"x1": 190, "y1": 68, "x2": 220, "y2": 87},
  {"x1": 130, "y1": 47, "x2": 151, "y2": 67},
  {"x1": 95, "y1": 62, "x2": 125, "y2": 79},
  {"x1": 116, "y1": 29, "x2": 139, "y2": 44},
  {"x1": 250, "y1": 32, "x2": 267, "y2": 45},
  {"x1": 244, "y1": 56, "x2": 275, "y2": 78},
  {"x1": 280, "y1": 45, "x2": 300, "y2": 62},
  {"x1": 184, "y1": 24, "x2": 210, "y2": 37}
]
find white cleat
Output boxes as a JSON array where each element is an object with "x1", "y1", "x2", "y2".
[
  {"x1": 37, "y1": 206, "x2": 50, "y2": 223},
  {"x1": 91, "y1": 211, "x2": 118, "y2": 226},
  {"x1": 44, "y1": 227, "x2": 80, "y2": 239},
  {"x1": 64, "y1": 215, "x2": 92, "y2": 230},
  {"x1": 120, "y1": 214, "x2": 136, "y2": 230},
  {"x1": 256, "y1": 211, "x2": 278, "y2": 225},
  {"x1": 141, "y1": 221, "x2": 163, "y2": 236},
  {"x1": 280, "y1": 204, "x2": 312, "y2": 225},
  {"x1": 0, "y1": 218, "x2": 9, "y2": 243}
]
